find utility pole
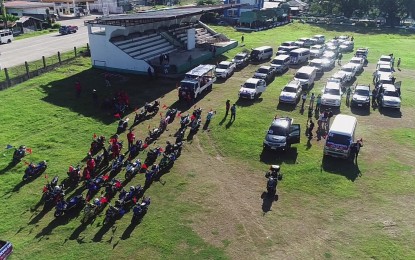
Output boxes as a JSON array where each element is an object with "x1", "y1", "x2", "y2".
[{"x1": 1, "y1": 0, "x2": 7, "y2": 29}]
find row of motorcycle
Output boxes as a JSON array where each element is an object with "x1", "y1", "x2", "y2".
[{"x1": 16, "y1": 101, "x2": 206, "y2": 226}]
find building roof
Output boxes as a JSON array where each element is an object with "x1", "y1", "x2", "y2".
[
  {"x1": 5, "y1": 1, "x2": 54, "y2": 9},
  {"x1": 17, "y1": 16, "x2": 44, "y2": 23},
  {"x1": 86, "y1": 5, "x2": 244, "y2": 26},
  {"x1": 41, "y1": 0, "x2": 95, "y2": 3}
]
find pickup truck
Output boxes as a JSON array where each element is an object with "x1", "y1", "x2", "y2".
[
  {"x1": 215, "y1": 61, "x2": 236, "y2": 79},
  {"x1": 59, "y1": 25, "x2": 78, "y2": 35},
  {"x1": 0, "y1": 240, "x2": 13, "y2": 260}
]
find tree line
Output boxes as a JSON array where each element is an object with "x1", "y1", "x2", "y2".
[{"x1": 308, "y1": 0, "x2": 415, "y2": 26}]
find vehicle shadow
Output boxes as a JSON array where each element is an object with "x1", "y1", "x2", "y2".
[
  {"x1": 35, "y1": 207, "x2": 84, "y2": 239},
  {"x1": 92, "y1": 223, "x2": 117, "y2": 242},
  {"x1": 120, "y1": 218, "x2": 143, "y2": 240},
  {"x1": 261, "y1": 191, "x2": 279, "y2": 213},
  {"x1": 28, "y1": 203, "x2": 55, "y2": 225},
  {"x1": 259, "y1": 147, "x2": 298, "y2": 164},
  {"x1": 321, "y1": 156, "x2": 361, "y2": 182},
  {"x1": 379, "y1": 107, "x2": 402, "y2": 118},
  {"x1": 0, "y1": 162, "x2": 17, "y2": 175},
  {"x1": 350, "y1": 106, "x2": 370, "y2": 116},
  {"x1": 277, "y1": 102, "x2": 297, "y2": 112},
  {"x1": 235, "y1": 97, "x2": 263, "y2": 107}
]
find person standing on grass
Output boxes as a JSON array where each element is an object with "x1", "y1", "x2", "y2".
[
  {"x1": 308, "y1": 120, "x2": 315, "y2": 140},
  {"x1": 307, "y1": 107, "x2": 313, "y2": 122},
  {"x1": 301, "y1": 92, "x2": 307, "y2": 110},
  {"x1": 315, "y1": 94, "x2": 321, "y2": 112},
  {"x1": 346, "y1": 87, "x2": 352, "y2": 106},
  {"x1": 241, "y1": 35, "x2": 244, "y2": 43},
  {"x1": 309, "y1": 93, "x2": 315, "y2": 109},
  {"x1": 351, "y1": 138, "x2": 363, "y2": 163},
  {"x1": 397, "y1": 58, "x2": 401, "y2": 69},
  {"x1": 225, "y1": 100, "x2": 230, "y2": 117},
  {"x1": 75, "y1": 81, "x2": 81, "y2": 97},
  {"x1": 230, "y1": 104, "x2": 236, "y2": 121},
  {"x1": 338, "y1": 52, "x2": 343, "y2": 66},
  {"x1": 127, "y1": 129, "x2": 135, "y2": 150}
]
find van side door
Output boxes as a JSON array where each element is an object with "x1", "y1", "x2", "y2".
[
  {"x1": 287, "y1": 124, "x2": 301, "y2": 144},
  {"x1": 257, "y1": 80, "x2": 267, "y2": 93}
]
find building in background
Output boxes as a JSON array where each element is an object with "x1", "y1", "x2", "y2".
[
  {"x1": 223, "y1": 0, "x2": 265, "y2": 22},
  {"x1": 41, "y1": 0, "x2": 95, "y2": 17},
  {"x1": 4, "y1": 1, "x2": 54, "y2": 20}
]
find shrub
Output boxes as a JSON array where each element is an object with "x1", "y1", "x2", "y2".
[{"x1": 51, "y1": 23, "x2": 61, "y2": 29}]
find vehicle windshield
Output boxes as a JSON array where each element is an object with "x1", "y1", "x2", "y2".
[
  {"x1": 342, "y1": 67, "x2": 353, "y2": 72},
  {"x1": 234, "y1": 55, "x2": 245, "y2": 60},
  {"x1": 355, "y1": 89, "x2": 369, "y2": 96},
  {"x1": 269, "y1": 125, "x2": 287, "y2": 136},
  {"x1": 324, "y1": 88, "x2": 340, "y2": 95},
  {"x1": 217, "y1": 64, "x2": 229, "y2": 69},
  {"x1": 350, "y1": 59, "x2": 360, "y2": 64},
  {"x1": 295, "y1": 72, "x2": 309, "y2": 79},
  {"x1": 257, "y1": 68, "x2": 269, "y2": 74},
  {"x1": 379, "y1": 67, "x2": 391, "y2": 72},
  {"x1": 282, "y1": 86, "x2": 297, "y2": 93},
  {"x1": 384, "y1": 90, "x2": 399, "y2": 97},
  {"x1": 243, "y1": 83, "x2": 256, "y2": 89},
  {"x1": 272, "y1": 59, "x2": 283, "y2": 65},
  {"x1": 311, "y1": 46, "x2": 321, "y2": 51},
  {"x1": 251, "y1": 50, "x2": 260, "y2": 57},
  {"x1": 181, "y1": 81, "x2": 195, "y2": 90},
  {"x1": 281, "y1": 42, "x2": 290, "y2": 46},
  {"x1": 310, "y1": 62, "x2": 321, "y2": 68},
  {"x1": 327, "y1": 134, "x2": 351, "y2": 146},
  {"x1": 278, "y1": 46, "x2": 288, "y2": 51},
  {"x1": 291, "y1": 52, "x2": 299, "y2": 57}
]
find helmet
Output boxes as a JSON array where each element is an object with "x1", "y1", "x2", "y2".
[
  {"x1": 54, "y1": 186, "x2": 61, "y2": 192},
  {"x1": 270, "y1": 165, "x2": 280, "y2": 172},
  {"x1": 94, "y1": 198, "x2": 100, "y2": 204},
  {"x1": 130, "y1": 186, "x2": 135, "y2": 192}
]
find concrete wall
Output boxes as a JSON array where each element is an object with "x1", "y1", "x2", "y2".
[
  {"x1": 7, "y1": 8, "x2": 48, "y2": 17},
  {"x1": 88, "y1": 25, "x2": 153, "y2": 74}
]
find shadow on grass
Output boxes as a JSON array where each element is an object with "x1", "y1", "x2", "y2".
[
  {"x1": 259, "y1": 147, "x2": 298, "y2": 164},
  {"x1": 379, "y1": 107, "x2": 402, "y2": 118},
  {"x1": 321, "y1": 156, "x2": 361, "y2": 182},
  {"x1": 277, "y1": 102, "x2": 297, "y2": 112},
  {"x1": 350, "y1": 106, "x2": 370, "y2": 116},
  {"x1": 235, "y1": 97, "x2": 263, "y2": 107},
  {"x1": 120, "y1": 218, "x2": 143, "y2": 240},
  {"x1": 39, "y1": 68, "x2": 178, "y2": 125},
  {"x1": 261, "y1": 191, "x2": 278, "y2": 213},
  {"x1": 0, "y1": 162, "x2": 17, "y2": 175},
  {"x1": 28, "y1": 203, "x2": 55, "y2": 225}
]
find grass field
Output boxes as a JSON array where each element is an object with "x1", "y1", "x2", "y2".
[
  {"x1": 14, "y1": 30, "x2": 58, "y2": 41},
  {"x1": 1, "y1": 23, "x2": 415, "y2": 259}
]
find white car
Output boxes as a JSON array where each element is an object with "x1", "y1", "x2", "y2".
[
  {"x1": 339, "y1": 41, "x2": 354, "y2": 52},
  {"x1": 322, "y1": 51, "x2": 337, "y2": 61},
  {"x1": 341, "y1": 63, "x2": 357, "y2": 82},
  {"x1": 375, "y1": 64, "x2": 393, "y2": 79},
  {"x1": 380, "y1": 84, "x2": 401, "y2": 110},
  {"x1": 310, "y1": 45, "x2": 325, "y2": 58},
  {"x1": 349, "y1": 57, "x2": 364, "y2": 72},
  {"x1": 215, "y1": 61, "x2": 236, "y2": 79},
  {"x1": 279, "y1": 80, "x2": 302, "y2": 104},
  {"x1": 321, "y1": 80, "x2": 342, "y2": 107},
  {"x1": 238, "y1": 78, "x2": 267, "y2": 100},
  {"x1": 331, "y1": 71, "x2": 348, "y2": 86},
  {"x1": 309, "y1": 59, "x2": 324, "y2": 75},
  {"x1": 377, "y1": 55, "x2": 393, "y2": 68}
]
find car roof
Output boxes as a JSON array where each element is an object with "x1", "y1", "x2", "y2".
[
  {"x1": 245, "y1": 78, "x2": 262, "y2": 84},
  {"x1": 235, "y1": 52, "x2": 248, "y2": 57},
  {"x1": 378, "y1": 64, "x2": 392, "y2": 69},
  {"x1": 329, "y1": 114, "x2": 357, "y2": 136},
  {"x1": 314, "y1": 34, "x2": 325, "y2": 38},
  {"x1": 271, "y1": 117, "x2": 292, "y2": 127},
  {"x1": 325, "y1": 81, "x2": 341, "y2": 89},
  {"x1": 379, "y1": 74, "x2": 392, "y2": 80},
  {"x1": 355, "y1": 84, "x2": 370, "y2": 91},
  {"x1": 333, "y1": 71, "x2": 347, "y2": 78},
  {"x1": 219, "y1": 61, "x2": 231, "y2": 65},
  {"x1": 310, "y1": 58, "x2": 323, "y2": 63},
  {"x1": 297, "y1": 66, "x2": 316, "y2": 73},
  {"x1": 286, "y1": 80, "x2": 300, "y2": 87},
  {"x1": 350, "y1": 57, "x2": 363, "y2": 61},
  {"x1": 311, "y1": 45, "x2": 323, "y2": 48},
  {"x1": 383, "y1": 84, "x2": 396, "y2": 91},
  {"x1": 258, "y1": 65, "x2": 271, "y2": 70},
  {"x1": 274, "y1": 55, "x2": 290, "y2": 60},
  {"x1": 342, "y1": 63, "x2": 355, "y2": 69},
  {"x1": 379, "y1": 55, "x2": 392, "y2": 60},
  {"x1": 253, "y1": 46, "x2": 272, "y2": 51}
]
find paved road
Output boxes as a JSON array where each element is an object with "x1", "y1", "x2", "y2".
[{"x1": 0, "y1": 16, "x2": 97, "y2": 68}]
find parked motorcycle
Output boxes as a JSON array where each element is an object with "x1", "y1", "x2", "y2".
[
  {"x1": 22, "y1": 161, "x2": 47, "y2": 181},
  {"x1": 110, "y1": 154, "x2": 125, "y2": 175},
  {"x1": 81, "y1": 196, "x2": 108, "y2": 224},
  {"x1": 189, "y1": 117, "x2": 202, "y2": 134},
  {"x1": 12, "y1": 145, "x2": 27, "y2": 164},
  {"x1": 134, "y1": 109, "x2": 147, "y2": 125},
  {"x1": 104, "y1": 178, "x2": 122, "y2": 199},
  {"x1": 132, "y1": 197, "x2": 151, "y2": 222},
  {"x1": 125, "y1": 159, "x2": 142, "y2": 180},
  {"x1": 175, "y1": 127, "x2": 187, "y2": 144},
  {"x1": 103, "y1": 201, "x2": 126, "y2": 225},
  {"x1": 117, "y1": 118, "x2": 129, "y2": 134},
  {"x1": 54, "y1": 195, "x2": 85, "y2": 217},
  {"x1": 42, "y1": 176, "x2": 64, "y2": 204},
  {"x1": 85, "y1": 175, "x2": 109, "y2": 201},
  {"x1": 165, "y1": 108, "x2": 177, "y2": 124},
  {"x1": 118, "y1": 185, "x2": 143, "y2": 207},
  {"x1": 144, "y1": 147, "x2": 162, "y2": 166},
  {"x1": 128, "y1": 140, "x2": 144, "y2": 160},
  {"x1": 159, "y1": 153, "x2": 176, "y2": 171},
  {"x1": 67, "y1": 165, "x2": 81, "y2": 185},
  {"x1": 90, "y1": 136, "x2": 105, "y2": 155},
  {"x1": 180, "y1": 114, "x2": 191, "y2": 129},
  {"x1": 144, "y1": 100, "x2": 160, "y2": 114}
]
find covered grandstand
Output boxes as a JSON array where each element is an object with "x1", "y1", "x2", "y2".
[{"x1": 85, "y1": 5, "x2": 241, "y2": 75}]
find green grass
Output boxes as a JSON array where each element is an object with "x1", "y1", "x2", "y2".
[
  {"x1": 1, "y1": 23, "x2": 415, "y2": 259},
  {"x1": 14, "y1": 29, "x2": 58, "y2": 41}
]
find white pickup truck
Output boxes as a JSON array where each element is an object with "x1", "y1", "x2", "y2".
[{"x1": 215, "y1": 61, "x2": 236, "y2": 79}]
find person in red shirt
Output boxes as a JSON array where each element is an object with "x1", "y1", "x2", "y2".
[
  {"x1": 112, "y1": 142, "x2": 120, "y2": 159},
  {"x1": 86, "y1": 156, "x2": 96, "y2": 172},
  {"x1": 75, "y1": 81, "x2": 81, "y2": 97},
  {"x1": 83, "y1": 167, "x2": 91, "y2": 180},
  {"x1": 127, "y1": 129, "x2": 135, "y2": 150}
]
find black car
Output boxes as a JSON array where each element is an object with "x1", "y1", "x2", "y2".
[
  {"x1": 351, "y1": 84, "x2": 370, "y2": 108},
  {"x1": 232, "y1": 52, "x2": 249, "y2": 69},
  {"x1": 263, "y1": 117, "x2": 301, "y2": 151},
  {"x1": 253, "y1": 66, "x2": 276, "y2": 83}
]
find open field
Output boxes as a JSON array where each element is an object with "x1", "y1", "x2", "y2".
[{"x1": 1, "y1": 23, "x2": 415, "y2": 259}]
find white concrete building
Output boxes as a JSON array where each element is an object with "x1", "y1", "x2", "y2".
[{"x1": 4, "y1": 1, "x2": 54, "y2": 18}]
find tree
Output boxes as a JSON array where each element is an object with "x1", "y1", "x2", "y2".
[
  {"x1": 1, "y1": 0, "x2": 6, "y2": 29},
  {"x1": 378, "y1": 0, "x2": 404, "y2": 26}
]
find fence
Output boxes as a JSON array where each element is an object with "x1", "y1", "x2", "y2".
[{"x1": 0, "y1": 44, "x2": 90, "y2": 90}]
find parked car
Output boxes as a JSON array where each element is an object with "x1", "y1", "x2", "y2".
[
  {"x1": 232, "y1": 52, "x2": 250, "y2": 69},
  {"x1": 312, "y1": 34, "x2": 325, "y2": 44},
  {"x1": 263, "y1": 117, "x2": 300, "y2": 151},
  {"x1": 322, "y1": 50, "x2": 337, "y2": 61},
  {"x1": 379, "y1": 84, "x2": 401, "y2": 110},
  {"x1": 297, "y1": 37, "x2": 314, "y2": 47},
  {"x1": 309, "y1": 58, "x2": 324, "y2": 75},
  {"x1": 326, "y1": 43, "x2": 339, "y2": 55},
  {"x1": 294, "y1": 66, "x2": 317, "y2": 90},
  {"x1": 270, "y1": 55, "x2": 290, "y2": 74},
  {"x1": 59, "y1": 25, "x2": 78, "y2": 35},
  {"x1": 321, "y1": 80, "x2": 342, "y2": 107},
  {"x1": 250, "y1": 46, "x2": 273, "y2": 62},
  {"x1": 254, "y1": 66, "x2": 276, "y2": 83},
  {"x1": 331, "y1": 71, "x2": 348, "y2": 87},
  {"x1": 349, "y1": 57, "x2": 365, "y2": 72},
  {"x1": 374, "y1": 64, "x2": 393, "y2": 79},
  {"x1": 215, "y1": 61, "x2": 236, "y2": 79},
  {"x1": 377, "y1": 55, "x2": 393, "y2": 68},
  {"x1": 0, "y1": 240, "x2": 13, "y2": 260},
  {"x1": 276, "y1": 45, "x2": 298, "y2": 56},
  {"x1": 321, "y1": 57, "x2": 335, "y2": 70},
  {"x1": 279, "y1": 80, "x2": 302, "y2": 104},
  {"x1": 238, "y1": 78, "x2": 267, "y2": 100},
  {"x1": 281, "y1": 41, "x2": 296, "y2": 47},
  {"x1": 341, "y1": 63, "x2": 357, "y2": 82},
  {"x1": 339, "y1": 41, "x2": 354, "y2": 52},
  {"x1": 351, "y1": 84, "x2": 370, "y2": 108},
  {"x1": 355, "y1": 48, "x2": 369, "y2": 61},
  {"x1": 310, "y1": 44, "x2": 325, "y2": 58}
]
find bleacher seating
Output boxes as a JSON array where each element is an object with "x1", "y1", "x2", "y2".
[{"x1": 111, "y1": 32, "x2": 177, "y2": 61}]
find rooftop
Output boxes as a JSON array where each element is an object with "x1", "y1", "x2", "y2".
[
  {"x1": 87, "y1": 5, "x2": 243, "y2": 26},
  {"x1": 4, "y1": 1, "x2": 53, "y2": 9}
]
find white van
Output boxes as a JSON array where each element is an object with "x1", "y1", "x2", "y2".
[
  {"x1": 294, "y1": 66, "x2": 316, "y2": 90},
  {"x1": 290, "y1": 48, "x2": 310, "y2": 65},
  {"x1": 324, "y1": 114, "x2": 357, "y2": 159},
  {"x1": 270, "y1": 55, "x2": 290, "y2": 73},
  {"x1": 250, "y1": 46, "x2": 273, "y2": 62}
]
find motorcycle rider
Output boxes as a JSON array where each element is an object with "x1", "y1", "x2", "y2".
[
  {"x1": 165, "y1": 141, "x2": 173, "y2": 155},
  {"x1": 265, "y1": 165, "x2": 282, "y2": 179},
  {"x1": 86, "y1": 155, "x2": 96, "y2": 173}
]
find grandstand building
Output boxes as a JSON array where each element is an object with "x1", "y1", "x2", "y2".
[{"x1": 85, "y1": 5, "x2": 240, "y2": 75}]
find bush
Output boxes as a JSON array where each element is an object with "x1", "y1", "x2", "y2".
[{"x1": 51, "y1": 23, "x2": 61, "y2": 29}]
